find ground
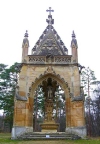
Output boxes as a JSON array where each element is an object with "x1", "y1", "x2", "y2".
[{"x1": 0, "y1": 133, "x2": 100, "y2": 144}]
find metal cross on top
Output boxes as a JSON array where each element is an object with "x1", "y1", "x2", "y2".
[{"x1": 46, "y1": 7, "x2": 54, "y2": 15}]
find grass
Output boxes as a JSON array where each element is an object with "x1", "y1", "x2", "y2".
[{"x1": 0, "y1": 133, "x2": 100, "y2": 144}]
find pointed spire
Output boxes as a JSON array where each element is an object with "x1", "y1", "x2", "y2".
[
  {"x1": 46, "y1": 7, "x2": 54, "y2": 25},
  {"x1": 22, "y1": 30, "x2": 29, "y2": 47},
  {"x1": 71, "y1": 30, "x2": 78, "y2": 48},
  {"x1": 22, "y1": 30, "x2": 29, "y2": 61},
  {"x1": 24, "y1": 30, "x2": 28, "y2": 37},
  {"x1": 72, "y1": 30, "x2": 76, "y2": 39}
]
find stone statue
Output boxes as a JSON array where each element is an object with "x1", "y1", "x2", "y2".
[{"x1": 47, "y1": 86, "x2": 53, "y2": 99}]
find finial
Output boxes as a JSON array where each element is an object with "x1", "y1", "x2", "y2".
[
  {"x1": 72, "y1": 30, "x2": 76, "y2": 39},
  {"x1": 24, "y1": 30, "x2": 28, "y2": 37},
  {"x1": 46, "y1": 7, "x2": 54, "y2": 15},
  {"x1": 23, "y1": 30, "x2": 29, "y2": 47},
  {"x1": 71, "y1": 30, "x2": 78, "y2": 48},
  {"x1": 46, "y1": 7, "x2": 54, "y2": 25}
]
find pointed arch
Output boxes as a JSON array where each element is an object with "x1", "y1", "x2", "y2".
[{"x1": 29, "y1": 72, "x2": 71, "y2": 99}]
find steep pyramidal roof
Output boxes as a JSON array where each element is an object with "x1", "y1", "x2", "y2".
[{"x1": 31, "y1": 7, "x2": 68, "y2": 56}]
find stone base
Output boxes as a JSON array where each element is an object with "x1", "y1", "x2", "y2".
[
  {"x1": 40, "y1": 123, "x2": 59, "y2": 132},
  {"x1": 41, "y1": 129, "x2": 57, "y2": 132},
  {"x1": 11, "y1": 126, "x2": 33, "y2": 139},
  {"x1": 66, "y1": 126, "x2": 87, "y2": 138}
]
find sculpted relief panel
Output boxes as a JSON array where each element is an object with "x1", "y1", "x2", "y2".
[{"x1": 28, "y1": 55, "x2": 72, "y2": 64}]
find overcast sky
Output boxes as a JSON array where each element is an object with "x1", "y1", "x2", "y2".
[{"x1": 0, "y1": 0, "x2": 100, "y2": 80}]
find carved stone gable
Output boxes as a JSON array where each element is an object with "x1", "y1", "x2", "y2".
[
  {"x1": 46, "y1": 39, "x2": 55, "y2": 47},
  {"x1": 32, "y1": 26, "x2": 68, "y2": 56},
  {"x1": 37, "y1": 38, "x2": 63, "y2": 55}
]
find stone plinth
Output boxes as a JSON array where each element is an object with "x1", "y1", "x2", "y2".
[{"x1": 40, "y1": 122, "x2": 59, "y2": 132}]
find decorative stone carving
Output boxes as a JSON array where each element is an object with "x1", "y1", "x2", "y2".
[
  {"x1": 29, "y1": 87, "x2": 31, "y2": 92},
  {"x1": 72, "y1": 95, "x2": 83, "y2": 101},
  {"x1": 78, "y1": 63, "x2": 85, "y2": 74},
  {"x1": 39, "y1": 74, "x2": 43, "y2": 78},
  {"x1": 70, "y1": 88, "x2": 84, "y2": 102},
  {"x1": 37, "y1": 46, "x2": 61, "y2": 55},
  {"x1": 44, "y1": 66, "x2": 55, "y2": 74},
  {"x1": 55, "y1": 57, "x2": 71, "y2": 63},
  {"x1": 29, "y1": 56, "x2": 45, "y2": 63},
  {"x1": 22, "y1": 59, "x2": 27, "y2": 63},
  {"x1": 15, "y1": 86, "x2": 28, "y2": 101},
  {"x1": 15, "y1": 63, "x2": 22, "y2": 73},
  {"x1": 46, "y1": 54, "x2": 54, "y2": 63},
  {"x1": 45, "y1": 39, "x2": 55, "y2": 47},
  {"x1": 28, "y1": 55, "x2": 72, "y2": 64}
]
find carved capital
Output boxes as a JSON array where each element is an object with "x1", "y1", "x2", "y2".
[
  {"x1": 15, "y1": 86, "x2": 28, "y2": 101},
  {"x1": 70, "y1": 92, "x2": 84, "y2": 102}
]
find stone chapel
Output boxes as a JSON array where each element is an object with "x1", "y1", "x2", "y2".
[{"x1": 12, "y1": 7, "x2": 86, "y2": 139}]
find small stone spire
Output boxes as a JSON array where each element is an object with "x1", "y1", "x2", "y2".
[
  {"x1": 46, "y1": 7, "x2": 54, "y2": 25},
  {"x1": 71, "y1": 31, "x2": 78, "y2": 63},
  {"x1": 24, "y1": 30, "x2": 28, "y2": 37},
  {"x1": 23, "y1": 30, "x2": 29, "y2": 47},
  {"x1": 72, "y1": 30, "x2": 76, "y2": 39},
  {"x1": 22, "y1": 30, "x2": 29, "y2": 62},
  {"x1": 71, "y1": 31, "x2": 78, "y2": 48}
]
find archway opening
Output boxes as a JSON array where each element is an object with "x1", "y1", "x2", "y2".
[{"x1": 33, "y1": 77, "x2": 66, "y2": 132}]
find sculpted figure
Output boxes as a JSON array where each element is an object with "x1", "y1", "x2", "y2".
[{"x1": 47, "y1": 86, "x2": 53, "y2": 99}]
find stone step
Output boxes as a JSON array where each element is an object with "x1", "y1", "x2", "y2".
[
  {"x1": 19, "y1": 137, "x2": 75, "y2": 140},
  {"x1": 23, "y1": 133, "x2": 74, "y2": 136},
  {"x1": 18, "y1": 132, "x2": 81, "y2": 140}
]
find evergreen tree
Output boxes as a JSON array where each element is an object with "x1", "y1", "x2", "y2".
[{"x1": 0, "y1": 63, "x2": 18, "y2": 131}]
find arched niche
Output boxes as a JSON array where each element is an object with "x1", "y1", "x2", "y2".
[
  {"x1": 29, "y1": 73, "x2": 70, "y2": 99},
  {"x1": 28, "y1": 73, "x2": 71, "y2": 131}
]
